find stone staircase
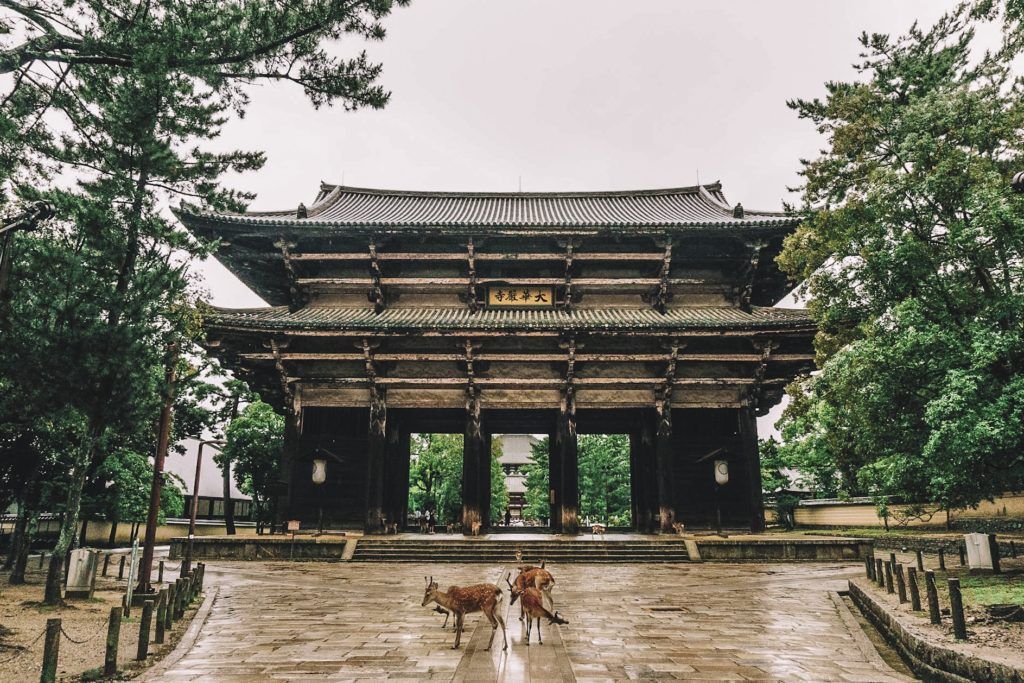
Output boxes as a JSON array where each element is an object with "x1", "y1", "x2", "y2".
[{"x1": 351, "y1": 537, "x2": 691, "y2": 563}]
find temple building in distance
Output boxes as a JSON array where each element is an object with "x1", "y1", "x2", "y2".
[{"x1": 176, "y1": 183, "x2": 816, "y2": 535}]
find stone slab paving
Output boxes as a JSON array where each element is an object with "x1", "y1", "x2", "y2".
[{"x1": 149, "y1": 561, "x2": 915, "y2": 682}]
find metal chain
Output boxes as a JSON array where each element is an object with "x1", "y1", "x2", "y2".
[
  {"x1": 0, "y1": 627, "x2": 46, "y2": 664},
  {"x1": 59, "y1": 623, "x2": 102, "y2": 645}
]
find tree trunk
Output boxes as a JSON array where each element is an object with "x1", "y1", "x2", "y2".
[
  {"x1": 107, "y1": 518, "x2": 118, "y2": 546},
  {"x1": 9, "y1": 506, "x2": 38, "y2": 585},
  {"x1": 3, "y1": 498, "x2": 26, "y2": 571},
  {"x1": 43, "y1": 440, "x2": 94, "y2": 605},
  {"x1": 78, "y1": 517, "x2": 89, "y2": 547},
  {"x1": 223, "y1": 395, "x2": 239, "y2": 535}
]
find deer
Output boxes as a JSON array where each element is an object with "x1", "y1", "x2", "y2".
[
  {"x1": 671, "y1": 521, "x2": 686, "y2": 536},
  {"x1": 470, "y1": 520, "x2": 482, "y2": 536},
  {"x1": 591, "y1": 522, "x2": 606, "y2": 538},
  {"x1": 506, "y1": 578, "x2": 568, "y2": 645},
  {"x1": 421, "y1": 576, "x2": 508, "y2": 651},
  {"x1": 510, "y1": 563, "x2": 555, "y2": 620}
]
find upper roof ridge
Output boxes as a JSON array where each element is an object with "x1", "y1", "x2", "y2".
[{"x1": 313, "y1": 183, "x2": 724, "y2": 199}]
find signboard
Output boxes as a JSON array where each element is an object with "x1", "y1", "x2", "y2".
[
  {"x1": 486, "y1": 286, "x2": 555, "y2": 308},
  {"x1": 287, "y1": 520, "x2": 301, "y2": 532}
]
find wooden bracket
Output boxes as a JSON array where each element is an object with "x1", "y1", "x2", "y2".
[
  {"x1": 656, "y1": 339, "x2": 682, "y2": 437},
  {"x1": 275, "y1": 237, "x2": 307, "y2": 312},
  {"x1": 467, "y1": 237, "x2": 480, "y2": 313},
  {"x1": 739, "y1": 240, "x2": 767, "y2": 312},
  {"x1": 652, "y1": 237, "x2": 674, "y2": 314},
  {"x1": 359, "y1": 338, "x2": 387, "y2": 435},
  {"x1": 368, "y1": 237, "x2": 386, "y2": 313},
  {"x1": 559, "y1": 240, "x2": 576, "y2": 311},
  {"x1": 747, "y1": 340, "x2": 777, "y2": 409},
  {"x1": 270, "y1": 338, "x2": 295, "y2": 415}
]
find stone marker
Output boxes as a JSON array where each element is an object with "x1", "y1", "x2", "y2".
[
  {"x1": 963, "y1": 533, "x2": 993, "y2": 570},
  {"x1": 65, "y1": 548, "x2": 98, "y2": 599}
]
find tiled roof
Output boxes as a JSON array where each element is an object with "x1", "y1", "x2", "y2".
[
  {"x1": 177, "y1": 183, "x2": 796, "y2": 230},
  {"x1": 205, "y1": 306, "x2": 814, "y2": 333}
]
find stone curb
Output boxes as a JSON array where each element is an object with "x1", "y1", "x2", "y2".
[
  {"x1": 829, "y1": 591, "x2": 915, "y2": 681},
  {"x1": 137, "y1": 586, "x2": 219, "y2": 681},
  {"x1": 848, "y1": 580, "x2": 1024, "y2": 683}
]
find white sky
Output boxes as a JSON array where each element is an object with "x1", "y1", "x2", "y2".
[{"x1": 188, "y1": 0, "x2": 961, "y2": 434}]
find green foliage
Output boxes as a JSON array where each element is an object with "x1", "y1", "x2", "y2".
[
  {"x1": 578, "y1": 434, "x2": 631, "y2": 526},
  {"x1": 220, "y1": 401, "x2": 283, "y2": 530},
  {"x1": 84, "y1": 450, "x2": 185, "y2": 526},
  {"x1": 777, "y1": 2, "x2": 1024, "y2": 511},
  {"x1": 407, "y1": 434, "x2": 508, "y2": 525},
  {"x1": 521, "y1": 438, "x2": 550, "y2": 524}
]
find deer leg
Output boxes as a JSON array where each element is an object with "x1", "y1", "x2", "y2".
[
  {"x1": 485, "y1": 610, "x2": 497, "y2": 651},
  {"x1": 442, "y1": 612, "x2": 450, "y2": 630},
  {"x1": 524, "y1": 615, "x2": 531, "y2": 645},
  {"x1": 537, "y1": 618, "x2": 543, "y2": 645},
  {"x1": 496, "y1": 612, "x2": 507, "y2": 651},
  {"x1": 452, "y1": 613, "x2": 464, "y2": 649},
  {"x1": 519, "y1": 601, "x2": 524, "y2": 621}
]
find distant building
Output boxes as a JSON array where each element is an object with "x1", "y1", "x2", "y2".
[
  {"x1": 165, "y1": 438, "x2": 253, "y2": 521},
  {"x1": 494, "y1": 434, "x2": 540, "y2": 521}
]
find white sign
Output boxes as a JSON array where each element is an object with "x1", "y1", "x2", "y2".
[{"x1": 964, "y1": 533, "x2": 993, "y2": 570}]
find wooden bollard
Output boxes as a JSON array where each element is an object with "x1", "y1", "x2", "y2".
[
  {"x1": 137, "y1": 600, "x2": 154, "y2": 661},
  {"x1": 907, "y1": 566, "x2": 922, "y2": 611},
  {"x1": 884, "y1": 560, "x2": 894, "y2": 594},
  {"x1": 158, "y1": 560, "x2": 164, "y2": 584},
  {"x1": 938, "y1": 547, "x2": 946, "y2": 570},
  {"x1": 165, "y1": 582, "x2": 176, "y2": 629},
  {"x1": 948, "y1": 578, "x2": 967, "y2": 640},
  {"x1": 197, "y1": 563, "x2": 205, "y2": 592},
  {"x1": 865, "y1": 556, "x2": 873, "y2": 580},
  {"x1": 102, "y1": 553, "x2": 111, "y2": 577},
  {"x1": 988, "y1": 534, "x2": 1001, "y2": 574},
  {"x1": 1011, "y1": 540, "x2": 1018, "y2": 559},
  {"x1": 39, "y1": 552, "x2": 46, "y2": 569},
  {"x1": 40, "y1": 618, "x2": 60, "y2": 683},
  {"x1": 895, "y1": 564, "x2": 908, "y2": 604},
  {"x1": 118, "y1": 555, "x2": 126, "y2": 579},
  {"x1": 958, "y1": 541, "x2": 966, "y2": 566},
  {"x1": 915, "y1": 549, "x2": 924, "y2": 571},
  {"x1": 925, "y1": 570, "x2": 941, "y2": 625},
  {"x1": 155, "y1": 589, "x2": 168, "y2": 644},
  {"x1": 104, "y1": 607, "x2": 121, "y2": 676},
  {"x1": 173, "y1": 579, "x2": 184, "y2": 620},
  {"x1": 875, "y1": 558, "x2": 885, "y2": 587}
]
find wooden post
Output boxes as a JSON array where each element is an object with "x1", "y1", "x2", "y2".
[
  {"x1": 118, "y1": 555, "x2": 126, "y2": 580},
  {"x1": 738, "y1": 405, "x2": 764, "y2": 533},
  {"x1": 461, "y1": 390, "x2": 484, "y2": 533},
  {"x1": 548, "y1": 426, "x2": 562, "y2": 532},
  {"x1": 197, "y1": 563, "x2": 205, "y2": 593},
  {"x1": 104, "y1": 607, "x2": 121, "y2": 676},
  {"x1": 884, "y1": 560, "x2": 894, "y2": 594},
  {"x1": 875, "y1": 558, "x2": 885, "y2": 588},
  {"x1": 173, "y1": 579, "x2": 184, "y2": 620},
  {"x1": 1011, "y1": 540, "x2": 1017, "y2": 558},
  {"x1": 938, "y1": 547, "x2": 946, "y2": 570},
  {"x1": 39, "y1": 551, "x2": 45, "y2": 569},
  {"x1": 364, "y1": 385, "x2": 387, "y2": 534},
  {"x1": 925, "y1": 570, "x2": 941, "y2": 625},
  {"x1": 864, "y1": 556, "x2": 873, "y2": 580},
  {"x1": 40, "y1": 618, "x2": 60, "y2": 683},
  {"x1": 916, "y1": 549, "x2": 924, "y2": 572},
  {"x1": 907, "y1": 567, "x2": 922, "y2": 611},
  {"x1": 158, "y1": 560, "x2": 164, "y2": 584},
  {"x1": 479, "y1": 433, "x2": 493, "y2": 530},
  {"x1": 895, "y1": 563, "x2": 907, "y2": 603},
  {"x1": 137, "y1": 600, "x2": 154, "y2": 660},
  {"x1": 102, "y1": 554, "x2": 110, "y2": 577},
  {"x1": 557, "y1": 389, "x2": 580, "y2": 534},
  {"x1": 654, "y1": 398, "x2": 676, "y2": 534},
  {"x1": 958, "y1": 541, "x2": 966, "y2": 566},
  {"x1": 155, "y1": 588, "x2": 168, "y2": 644},
  {"x1": 988, "y1": 534, "x2": 1001, "y2": 574},
  {"x1": 948, "y1": 578, "x2": 967, "y2": 640},
  {"x1": 165, "y1": 582, "x2": 176, "y2": 629},
  {"x1": 122, "y1": 593, "x2": 130, "y2": 619}
]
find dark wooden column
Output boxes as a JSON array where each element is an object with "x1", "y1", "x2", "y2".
[
  {"x1": 548, "y1": 429, "x2": 562, "y2": 531},
  {"x1": 738, "y1": 405, "x2": 765, "y2": 533},
  {"x1": 558, "y1": 390, "x2": 580, "y2": 534},
  {"x1": 631, "y1": 417, "x2": 657, "y2": 534},
  {"x1": 655, "y1": 398, "x2": 676, "y2": 533},
  {"x1": 274, "y1": 407, "x2": 300, "y2": 531},
  {"x1": 383, "y1": 422, "x2": 409, "y2": 531},
  {"x1": 364, "y1": 386, "x2": 387, "y2": 534},
  {"x1": 461, "y1": 390, "x2": 485, "y2": 532},
  {"x1": 479, "y1": 434, "x2": 492, "y2": 530}
]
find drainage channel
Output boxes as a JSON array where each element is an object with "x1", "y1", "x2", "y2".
[{"x1": 841, "y1": 593, "x2": 920, "y2": 680}]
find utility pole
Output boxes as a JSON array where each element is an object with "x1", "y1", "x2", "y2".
[
  {"x1": 137, "y1": 343, "x2": 178, "y2": 597},
  {"x1": 181, "y1": 439, "x2": 225, "y2": 577}
]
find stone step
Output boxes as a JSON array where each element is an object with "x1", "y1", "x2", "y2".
[{"x1": 352, "y1": 538, "x2": 691, "y2": 562}]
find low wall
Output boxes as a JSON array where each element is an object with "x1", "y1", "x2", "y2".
[
  {"x1": 169, "y1": 535, "x2": 350, "y2": 561},
  {"x1": 770, "y1": 493, "x2": 1024, "y2": 529},
  {"x1": 848, "y1": 580, "x2": 1024, "y2": 683},
  {"x1": 696, "y1": 537, "x2": 872, "y2": 562},
  {"x1": 0, "y1": 516, "x2": 258, "y2": 548}
]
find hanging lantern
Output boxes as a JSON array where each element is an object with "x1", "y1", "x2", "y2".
[
  {"x1": 714, "y1": 459, "x2": 729, "y2": 486},
  {"x1": 312, "y1": 458, "x2": 327, "y2": 485}
]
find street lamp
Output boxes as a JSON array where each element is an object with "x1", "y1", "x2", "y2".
[
  {"x1": 181, "y1": 439, "x2": 226, "y2": 577},
  {"x1": 714, "y1": 459, "x2": 730, "y2": 537},
  {"x1": 1012, "y1": 171, "x2": 1024, "y2": 194}
]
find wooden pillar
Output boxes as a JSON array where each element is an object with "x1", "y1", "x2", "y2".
[
  {"x1": 461, "y1": 391, "x2": 484, "y2": 532},
  {"x1": 655, "y1": 398, "x2": 676, "y2": 534},
  {"x1": 548, "y1": 429, "x2": 562, "y2": 531},
  {"x1": 738, "y1": 406, "x2": 765, "y2": 533},
  {"x1": 364, "y1": 387, "x2": 387, "y2": 534},
  {"x1": 479, "y1": 434, "x2": 492, "y2": 530},
  {"x1": 628, "y1": 431, "x2": 640, "y2": 531},
  {"x1": 632, "y1": 417, "x2": 657, "y2": 534},
  {"x1": 558, "y1": 391, "x2": 580, "y2": 534},
  {"x1": 274, "y1": 406, "x2": 300, "y2": 532},
  {"x1": 383, "y1": 421, "x2": 408, "y2": 531}
]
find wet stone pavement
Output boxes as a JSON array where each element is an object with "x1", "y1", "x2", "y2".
[{"x1": 147, "y1": 561, "x2": 915, "y2": 682}]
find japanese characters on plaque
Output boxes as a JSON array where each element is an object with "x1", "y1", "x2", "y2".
[{"x1": 486, "y1": 285, "x2": 555, "y2": 308}]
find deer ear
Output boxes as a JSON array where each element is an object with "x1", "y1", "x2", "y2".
[
  {"x1": 540, "y1": 560, "x2": 545, "y2": 568},
  {"x1": 424, "y1": 576, "x2": 428, "y2": 585}
]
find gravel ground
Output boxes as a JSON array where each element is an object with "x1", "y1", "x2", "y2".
[{"x1": 0, "y1": 554, "x2": 200, "y2": 682}]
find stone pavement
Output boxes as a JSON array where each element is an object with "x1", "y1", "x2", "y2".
[{"x1": 148, "y1": 561, "x2": 915, "y2": 682}]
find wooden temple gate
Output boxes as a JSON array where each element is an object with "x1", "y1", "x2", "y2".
[{"x1": 179, "y1": 183, "x2": 816, "y2": 534}]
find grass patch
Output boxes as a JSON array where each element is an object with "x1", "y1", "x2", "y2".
[{"x1": 959, "y1": 574, "x2": 1024, "y2": 607}]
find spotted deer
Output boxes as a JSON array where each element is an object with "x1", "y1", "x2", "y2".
[
  {"x1": 421, "y1": 576, "x2": 508, "y2": 650},
  {"x1": 506, "y1": 579, "x2": 568, "y2": 645},
  {"x1": 510, "y1": 564, "x2": 555, "y2": 620},
  {"x1": 470, "y1": 520, "x2": 482, "y2": 536}
]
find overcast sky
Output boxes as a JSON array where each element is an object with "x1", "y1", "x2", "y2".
[{"x1": 191, "y1": 0, "x2": 961, "y2": 434}]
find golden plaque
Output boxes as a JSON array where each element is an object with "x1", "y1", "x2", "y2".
[{"x1": 486, "y1": 286, "x2": 555, "y2": 308}]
